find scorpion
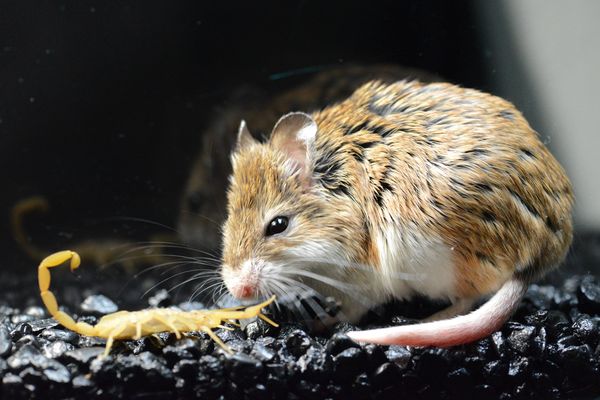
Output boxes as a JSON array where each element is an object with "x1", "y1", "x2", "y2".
[{"x1": 38, "y1": 250, "x2": 278, "y2": 356}]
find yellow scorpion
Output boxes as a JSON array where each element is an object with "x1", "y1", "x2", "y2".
[{"x1": 38, "y1": 250, "x2": 277, "y2": 356}]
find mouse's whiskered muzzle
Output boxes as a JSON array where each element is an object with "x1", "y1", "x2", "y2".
[{"x1": 221, "y1": 258, "x2": 265, "y2": 300}]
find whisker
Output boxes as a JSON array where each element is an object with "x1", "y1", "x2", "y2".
[
  {"x1": 170, "y1": 268, "x2": 220, "y2": 291},
  {"x1": 133, "y1": 260, "x2": 191, "y2": 278},
  {"x1": 297, "y1": 291, "x2": 330, "y2": 324},
  {"x1": 268, "y1": 275, "x2": 331, "y2": 321},
  {"x1": 257, "y1": 280, "x2": 283, "y2": 314},
  {"x1": 282, "y1": 268, "x2": 359, "y2": 292},
  {"x1": 105, "y1": 216, "x2": 180, "y2": 233},
  {"x1": 178, "y1": 210, "x2": 221, "y2": 227},
  {"x1": 140, "y1": 268, "x2": 212, "y2": 298},
  {"x1": 275, "y1": 266, "x2": 376, "y2": 311},
  {"x1": 114, "y1": 246, "x2": 220, "y2": 263},
  {"x1": 106, "y1": 239, "x2": 221, "y2": 260},
  {"x1": 129, "y1": 241, "x2": 222, "y2": 258},
  {"x1": 181, "y1": 276, "x2": 223, "y2": 299},
  {"x1": 267, "y1": 280, "x2": 313, "y2": 323},
  {"x1": 296, "y1": 256, "x2": 424, "y2": 281},
  {"x1": 209, "y1": 283, "x2": 230, "y2": 306}
]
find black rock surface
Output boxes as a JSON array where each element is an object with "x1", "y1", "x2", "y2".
[{"x1": 0, "y1": 234, "x2": 599, "y2": 399}]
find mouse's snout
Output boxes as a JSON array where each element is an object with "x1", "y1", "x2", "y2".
[
  {"x1": 221, "y1": 259, "x2": 263, "y2": 301},
  {"x1": 229, "y1": 283, "x2": 255, "y2": 299}
]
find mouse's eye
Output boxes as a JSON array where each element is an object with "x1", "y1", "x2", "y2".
[{"x1": 266, "y1": 216, "x2": 289, "y2": 236}]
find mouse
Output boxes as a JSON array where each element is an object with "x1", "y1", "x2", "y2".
[
  {"x1": 177, "y1": 64, "x2": 440, "y2": 251},
  {"x1": 219, "y1": 79, "x2": 573, "y2": 347}
]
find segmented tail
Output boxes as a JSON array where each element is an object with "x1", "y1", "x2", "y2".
[{"x1": 38, "y1": 251, "x2": 96, "y2": 336}]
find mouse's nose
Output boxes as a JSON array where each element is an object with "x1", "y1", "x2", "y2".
[
  {"x1": 230, "y1": 283, "x2": 255, "y2": 300},
  {"x1": 221, "y1": 259, "x2": 262, "y2": 300}
]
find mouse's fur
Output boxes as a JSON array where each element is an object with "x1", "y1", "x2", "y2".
[
  {"x1": 221, "y1": 80, "x2": 573, "y2": 347},
  {"x1": 178, "y1": 64, "x2": 440, "y2": 250}
]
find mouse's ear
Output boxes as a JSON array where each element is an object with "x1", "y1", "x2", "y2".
[
  {"x1": 269, "y1": 112, "x2": 317, "y2": 176},
  {"x1": 235, "y1": 120, "x2": 258, "y2": 152}
]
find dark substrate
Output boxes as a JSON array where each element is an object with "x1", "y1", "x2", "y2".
[{"x1": 1, "y1": 235, "x2": 600, "y2": 399}]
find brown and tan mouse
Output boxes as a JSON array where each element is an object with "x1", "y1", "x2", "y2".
[
  {"x1": 178, "y1": 64, "x2": 440, "y2": 250},
  {"x1": 220, "y1": 79, "x2": 573, "y2": 347}
]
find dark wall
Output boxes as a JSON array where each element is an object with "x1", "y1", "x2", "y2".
[{"x1": 1, "y1": 1, "x2": 489, "y2": 269}]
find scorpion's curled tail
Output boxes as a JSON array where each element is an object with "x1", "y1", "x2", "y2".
[{"x1": 38, "y1": 250, "x2": 96, "y2": 337}]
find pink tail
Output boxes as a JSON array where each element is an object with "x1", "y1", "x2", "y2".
[{"x1": 347, "y1": 278, "x2": 527, "y2": 347}]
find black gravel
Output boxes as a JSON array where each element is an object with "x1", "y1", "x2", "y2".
[{"x1": 0, "y1": 236, "x2": 599, "y2": 399}]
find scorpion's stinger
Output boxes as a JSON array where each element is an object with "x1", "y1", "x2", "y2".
[{"x1": 38, "y1": 251, "x2": 96, "y2": 337}]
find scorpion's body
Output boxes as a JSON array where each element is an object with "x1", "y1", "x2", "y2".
[{"x1": 38, "y1": 250, "x2": 276, "y2": 355}]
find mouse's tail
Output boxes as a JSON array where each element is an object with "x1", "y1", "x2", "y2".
[{"x1": 346, "y1": 277, "x2": 527, "y2": 347}]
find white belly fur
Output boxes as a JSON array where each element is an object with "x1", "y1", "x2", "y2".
[{"x1": 375, "y1": 225, "x2": 457, "y2": 302}]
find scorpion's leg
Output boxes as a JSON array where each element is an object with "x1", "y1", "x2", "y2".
[
  {"x1": 104, "y1": 321, "x2": 129, "y2": 356},
  {"x1": 104, "y1": 336, "x2": 115, "y2": 357},
  {"x1": 219, "y1": 295, "x2": 278, "y2": 327},
  {"x1": 217, "y1": 325, "x2": 234, "y2": 331},
  {"x1": 177, "y1": 317, "x2": 197, "y2": 333},
  {"x1": 153, "y1": 315, "x2": 182, "y2": 339},
  {"x1": 38, "y1": 251, "x2": 96, "y2": 336},
  {"x1": 133, "y1": 311, "x2": 158, "y2": 340},
  {"x1": 257, "y1": 313, "x2": 278, "y2": 327},
  {"x1": 201, "y1": 327, "x2": 233, "y2": 355},
  {"x1": 157, "y1": 313, "x2": 197, "y2": 337},
  {"x1": 134, "y1": 320, "x2": 142, "y2": 340}
]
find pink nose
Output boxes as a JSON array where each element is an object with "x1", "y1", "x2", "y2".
[{"x1": 232, "y1": 284, "x2": 255, "y2": 299}]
